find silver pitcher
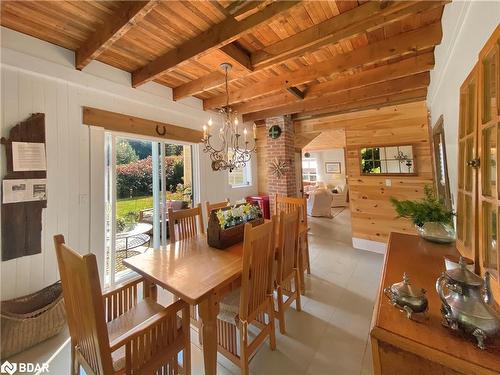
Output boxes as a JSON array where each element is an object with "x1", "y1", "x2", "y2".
[{"x1": 436, "y1": 257, "x2": 500, "y2": 349}]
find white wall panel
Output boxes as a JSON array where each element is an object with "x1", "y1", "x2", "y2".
[
  {"x1": 427, "y1": 1, "x2": 500, "y2": 209},
  {"x1": 0, "y1": 28, "x2": 258, "y2": 299}
]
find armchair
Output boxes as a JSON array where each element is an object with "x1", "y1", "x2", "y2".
[
  {"x1": 331, "y1": 184, "x2": 349, "y2": 207},
  {"x1": 307, "y1": 187, "x2": 334, "y2": 217}
]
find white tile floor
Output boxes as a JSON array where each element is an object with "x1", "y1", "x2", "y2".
[{"x1": 10, "y1": 208, "x2": 384, "y2": 375}]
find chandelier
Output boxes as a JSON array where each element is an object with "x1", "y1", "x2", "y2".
[{"x1": 202, "y1": 63, "x2": 257, "y2": 172}]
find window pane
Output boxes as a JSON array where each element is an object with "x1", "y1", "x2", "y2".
[
  {"x1": 482, "y1": 126, "x2": 497, "y2": 196},
  {"x1": 458, "y1": 140, "x2": 465, "y2": 189},
  {"x1": 467, "y1": 81, "x2": 476, "y2": 135},
  {"x1": 465, "y1": 137, "x2": 474, "y2": 192},
  {"x1": 484, "y1": 202, "x2": 498, "y2": 270},
  {"x1": 459, "y1": 92, "x2": 466, "y2": 138},
  {"x1": 482, "y1": 48, "x2": 498, "y2": 124},
  {"x1": 386, "y1": 160, "x2": 400, "y2": 173},
  {"x1": 465, "y1": 195, "x2": 472, "y2": 247},
  {"x1": 385, "y1": 146, "x2": 399, "y2": 159},
  {"x1": 457, "y1": 192, "x2": 464, "y2": 241},
  {"x1": 229, "y1": 169, "x2": 243, "y2": 185}
]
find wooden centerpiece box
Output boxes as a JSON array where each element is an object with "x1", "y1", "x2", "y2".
[{"x1": 207, "y1": 203, "x2": 264, "y2": 249}]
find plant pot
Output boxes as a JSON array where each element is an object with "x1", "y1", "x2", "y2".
[{"x1": 415, "y1": 222, "x2": 456, "y2": 244}]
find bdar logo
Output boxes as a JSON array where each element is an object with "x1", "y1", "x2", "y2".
[{"x1": 0, "y1": 361, "x2": 17, "y2": 375}]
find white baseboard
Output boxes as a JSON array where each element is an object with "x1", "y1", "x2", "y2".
[{"x1": 352, "y1": 237, "x2": 387, "y2": 254}]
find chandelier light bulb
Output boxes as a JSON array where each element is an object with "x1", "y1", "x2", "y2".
[{"x1": 208, "y1": 118, "x2": 213, "y2": 127}]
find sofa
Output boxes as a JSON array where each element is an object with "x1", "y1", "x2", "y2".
[{"x1": 303, "y1": 181, "x2": 349, "y2": 208}]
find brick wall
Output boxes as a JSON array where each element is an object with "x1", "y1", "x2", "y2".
[{"x1": 265, "y1": 115, "x2": 297, "y2": 213}]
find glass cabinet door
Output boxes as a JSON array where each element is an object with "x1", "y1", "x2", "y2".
[
  {"x1": 478, "y1": 26, "x2": 500, "y2": 296},
  {"x1": 456, "y1": 66, "x2": 478, "y2": 262}
]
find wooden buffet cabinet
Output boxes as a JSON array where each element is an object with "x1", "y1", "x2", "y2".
[{"x1": 370, "y1": 233, "x2": 500, "y2": 375}]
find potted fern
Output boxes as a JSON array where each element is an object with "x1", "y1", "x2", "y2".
[{"x1": 390, "y1": 185, "x2": 455, "y2": 243}]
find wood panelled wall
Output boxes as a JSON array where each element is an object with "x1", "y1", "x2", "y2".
[{"x1": 345, "y1": 101, "x2": 433, "y2": 243}]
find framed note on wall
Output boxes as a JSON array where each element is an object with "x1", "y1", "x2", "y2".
[{"x1": 325, "y1": 162, "x2": 341, "y2": 174}]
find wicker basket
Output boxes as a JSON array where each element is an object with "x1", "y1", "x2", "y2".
[{"x1": 1, "y1": 281, "x2": 66, "y2": 359}]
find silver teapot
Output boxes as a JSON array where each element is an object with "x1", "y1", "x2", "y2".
[
  {"x1": 384, "y1": 273, "x2": 428, "y2": 320},
  {"x1": 436, "y1": 257, "x2": 500, "y2": 349}
]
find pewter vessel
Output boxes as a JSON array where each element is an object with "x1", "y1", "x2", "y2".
[
  {"x1": 384, "y1": 273, "x2": 428, "y2": 319},
  {"x1": 436, "y1": 257, "x2": 500, "y2": 349}
]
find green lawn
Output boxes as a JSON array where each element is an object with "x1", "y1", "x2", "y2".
[{"x1": 116, "y1": 196, "x2": 153, "y2": 219}]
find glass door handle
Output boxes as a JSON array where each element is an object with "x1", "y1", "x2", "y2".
[{"x1": 467, "y1": 159, "x2": 480, "y2": 168}]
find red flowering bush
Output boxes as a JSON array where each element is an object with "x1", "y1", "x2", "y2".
[{"x1": 116, "y1": 156, "x2": 184, "y2": 198}]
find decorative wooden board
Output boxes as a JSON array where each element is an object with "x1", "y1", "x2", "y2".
[
  {"x1": 1, "y1": 113, "x2": 46, "y2": 261},
  {"x1": 207, "y1": 203, "x2": 264, "y2": 249}
]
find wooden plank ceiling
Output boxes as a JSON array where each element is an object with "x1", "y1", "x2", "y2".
[{"x1": 1, "y1": 0, "x2": 447, "y2": 122}]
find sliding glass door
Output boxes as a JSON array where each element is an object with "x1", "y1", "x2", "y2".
[{"x1": 104, "y1": 133, "x2": 194, "y2": 285}]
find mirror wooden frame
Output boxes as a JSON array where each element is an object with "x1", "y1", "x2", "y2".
[{"x1": 359, "y1": 144, "x2": 417, "y2": 176}]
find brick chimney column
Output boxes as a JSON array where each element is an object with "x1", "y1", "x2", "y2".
[{"x1": 265, "y1": 115, "x2": 296, "y2": 213}]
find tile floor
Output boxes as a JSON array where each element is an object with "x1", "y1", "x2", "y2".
[{"x1": 10, "y1": 208, "x2": 384, "y2": 375}]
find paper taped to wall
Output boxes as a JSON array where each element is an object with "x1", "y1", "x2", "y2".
[
  {"x1": 12, "y1": 142, "x2": 47, "y2": 171},
  {"x1": 2, "y1": 179, "x2": 47, "y2": 203}
]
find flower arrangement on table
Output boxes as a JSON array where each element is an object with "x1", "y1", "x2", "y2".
[
  {"x1": 215, "y1": 203, "x2": 262, "y2": 229},
  {"x1": 208, "y1": 203, "x2": 264, "y2": 249}
]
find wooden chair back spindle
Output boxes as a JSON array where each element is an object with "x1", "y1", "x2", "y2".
[
  {"x1": 274, "y1": 194, "x2": 310, "y2": 294},
  {"x1": 278, "y1": 210, "x2": 300, "y2": 284},
  {"x1": 274, "y1": 194, "x2": 307, "y2": 226},
  {"x1": 168, "y1": 203, "x2": 204, "y2": 243},
  {"x1": 275, "y1": 210, "x2": 302, "y2": 333},
  {"x1": 239, "y1": 219, "x2": 276, "y2": 323},
  {"x1": 54, "y1": 235, "x2": 112, "y2": 375},
  {"x1": 205, "y1": 199, "x2": 230, "y2": 217}
]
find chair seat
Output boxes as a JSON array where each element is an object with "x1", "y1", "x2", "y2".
[
  {"x1": 218, "y1": 287, "x2": 240, "y2": 325},
  {"x1": 108, "y1": 298, "x2": 181, "y2": 372}
]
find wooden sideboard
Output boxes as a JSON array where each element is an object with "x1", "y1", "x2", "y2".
[{"x1": 370, "y1": 233, "x2": 500, "y2": 375}]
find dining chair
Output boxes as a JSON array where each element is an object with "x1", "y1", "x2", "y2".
[
  {"x1": 168, "y1": 203, "x2": 204, "y2": 243},
  {"x1": 53, "y1": 235, "x2": 191, "y2": 375},
  {"x1": 274, "y1": 194, "x2": 311, "y2": 294},
  {"x1": 168, "y1": 203, "x2": 205, "y2": 342},
  {"x1": 205, "y1": 198, "x2": 230, "y2": 218},
  {"x1": 216, "y1": 219, "x2": 277, "y2": 375},
  {"x1": 275, "y1": 209, "x2": 302, "y2": 334}
]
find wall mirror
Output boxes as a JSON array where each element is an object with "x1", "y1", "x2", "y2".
[{"x1": 360, "y1": 145, "x2": 416, "y2": 175}]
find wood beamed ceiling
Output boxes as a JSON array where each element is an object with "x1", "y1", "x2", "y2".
[{"x1": 1, "y1": 0, "x2": 448, "y2": 122}]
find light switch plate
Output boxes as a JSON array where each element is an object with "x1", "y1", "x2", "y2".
[{"x1": 385, "y1": 179, "x2": 392, "y2": 187}]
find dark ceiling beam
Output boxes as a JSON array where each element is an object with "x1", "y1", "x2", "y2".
[
  {"x1": 205, "y1": 22, "x2": 442, "y2": 109},
  {"x1": 241, "y1": 72, "x2": 430, "y2": 122},
  {"x1": 287, "y1": 87, "x2": 305, "y2": 100},
  {"x1": 219, "y1": 42, "x2": 253, "y2": 73},
  {"x1": 293, "y1": 89, "x2": 428, "y2": 123},
  {"x1": 172, "y1": 0, "x2": 445, "y2": 100},
  {"x1": 76, "y1": 1, "x2": 158, "y2": 70},
  {"x1": 131, "y1": 0, "x2": 300, "y2": 87},
  {"x1": 232, "y1": 52, "x2": 434, "y2": 114},
  {"x1": 251, "y1": 0, "x2": 447, "y2": 70}
]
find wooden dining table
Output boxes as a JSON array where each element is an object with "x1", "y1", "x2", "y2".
[{"x1": 123, "y1": 234, "x2": 245, "y2": 375}]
